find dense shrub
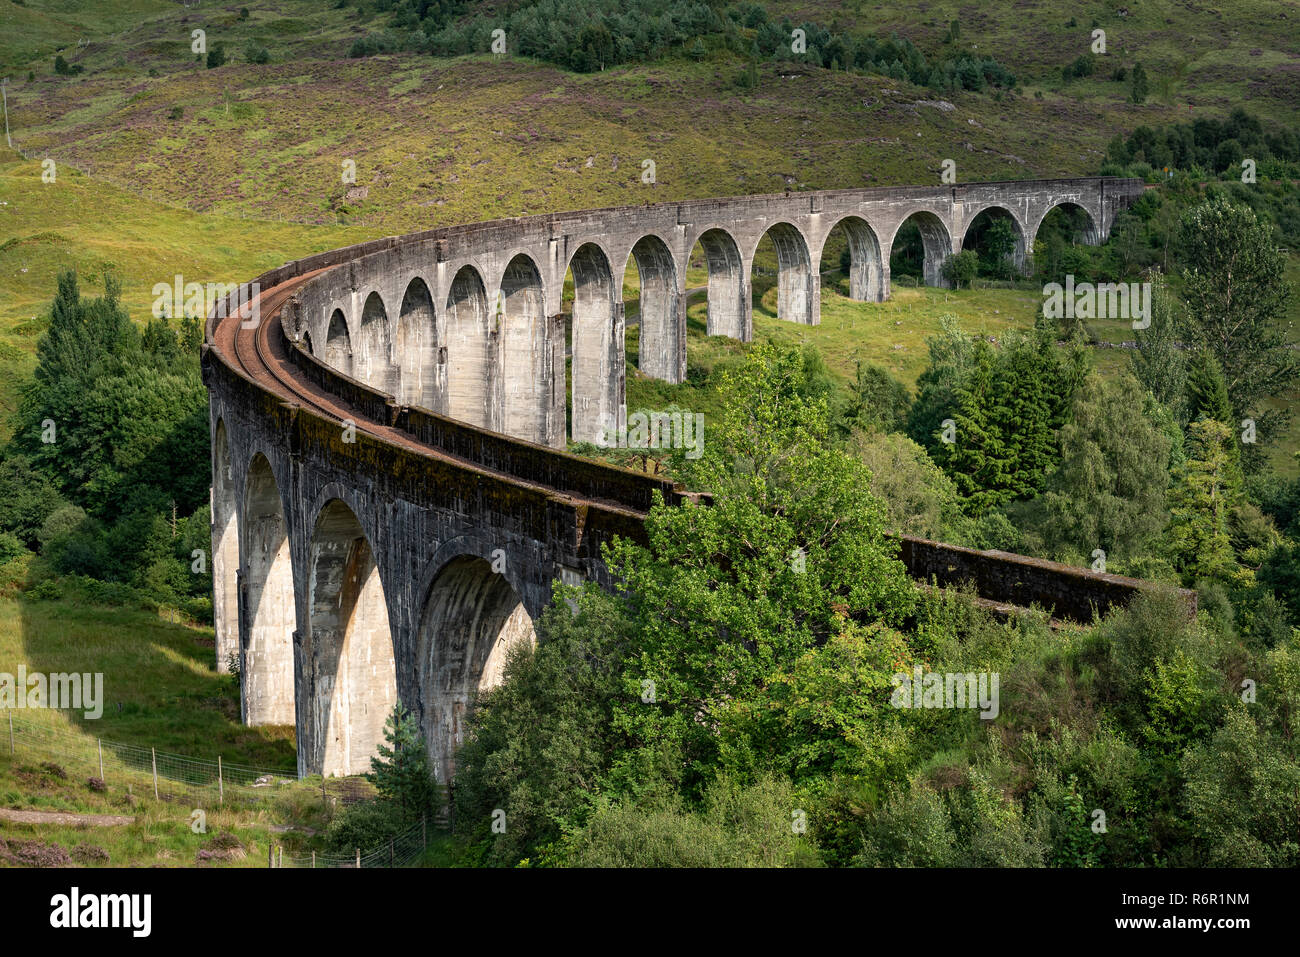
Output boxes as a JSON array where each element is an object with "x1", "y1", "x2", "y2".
[
  {"x1": 344, "y1": 0, "x2": 1015, "y2": 87},
  {"x1": 940, "y1": 249, "x2": 978, "y2": 288},
  {"x1": 851, "y1": 431, "x2": 965, "y2": 540},
  {"x1": 557, "y1": 776, "x2": 823, "y2": 867},
  {"x1": 323, "y1": 800, "x2": 409, "y2": 855}
]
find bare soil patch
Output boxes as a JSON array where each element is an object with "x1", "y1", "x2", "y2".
[{"x1": 0, "y1": 807, "x2": 135, "y2": 827}]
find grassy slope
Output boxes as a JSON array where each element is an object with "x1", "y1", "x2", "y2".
[
  {"x1": 0, "y1": 146, "x2": 376, "y2": 439},
  {"x1": 0, "y1": 569, "x2": 294, "y2": 763},
  {"x1": 626, "y1": 259, "x2": 1300, "y2": 478},
  {"x1": 4, "y1": 0, "x2": 1295, "y2": 233},
  {"x1": 3, "y1": 53, "x2": 1129, "y2": 229},
  {"x1": 796, "y1": 0, "x2": 1300, "y2": 113},
  {"x1": 0, "y1": 0, "x2": 1294, "y2": 445},
  {"x1": 0, "y1": 756, "x2": 319, "y2": 868},
  {"x1": 0, "y1": 0, "x2": 174, "y2": 67},
  {"x1": 0, "y1": 566, "x2": 311, "y2": 867},
  {"x1": 0, "y1": 563, "x2": 406, "y2": 867}
]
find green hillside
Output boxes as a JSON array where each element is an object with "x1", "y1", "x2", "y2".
[
  {"x1": 2, "y1": 0, "x2": 1298, "y2": 459},
  {"x1": 0, "y1": 146, "x2": 374, "y2": 439},
  {"x1": 0, "y1": 0, "x2": 1295, "y2": 233}
]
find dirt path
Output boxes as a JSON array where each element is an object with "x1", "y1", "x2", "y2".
[{"x1": 0, "y1": 808, "x2": 134, "y2": 827}]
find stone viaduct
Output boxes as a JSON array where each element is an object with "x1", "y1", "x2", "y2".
[{"x1": 203, "y1": 176, "x2": 1159, "y2": 782}]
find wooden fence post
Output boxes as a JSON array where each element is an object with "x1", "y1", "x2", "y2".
[
  {"x1": 151, "y1": 747, "x2": 159, "y2": 799},
  {"x1": 217, "y1": 755, "x2": 223, "y2": 805},
  {"x1": 98, "y1": 739, "x2": 104, "y2": 781}
]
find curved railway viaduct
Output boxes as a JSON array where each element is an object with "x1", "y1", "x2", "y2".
[{"x1": 203, "y1": 176, "x2": 1170, "y2": 782}]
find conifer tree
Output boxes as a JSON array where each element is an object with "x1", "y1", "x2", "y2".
[
  {"x1": 935, "y1": 330, "x2": 1084, "y2": 515},
  {"x1": 30, "y1": 270, "x2": 135, "y2": 396},
  {"x1": 367, "y1": 703, "x2": 439, "y2": 821},
  {"x1": 1130, "y1": 62, "x2": 1148, "y2": 103},
  {"x1": 1031, "y1": 372, "x2": 1172, "y2": 560},
  {"x1": 1000, "y1": 336, "x2": 1056, "y2": 492},
  {"x1": 1177, "y1": 199, "x2": 1296, "y2": 447},
  {"x1": 1132, "y1": 280, "x2": 1187, "y2": 422},
  {"x1": 939, "y1": 341, "x2": 1007, "y2": 513},
  {"x1": 1167, "y1": 418, "x2": 1239, "y2": 581},
  {"x1": 1185, "y1": 349, "x2": 1234, "y2": 426}
]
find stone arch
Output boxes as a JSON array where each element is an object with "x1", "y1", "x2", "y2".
[
  {"x1": 445, "y1": 264, "x2": 492, "y2": 429},
  {"x1": 307, "y1": 498, "x2": 398, "y2": 778},
  {"x1": 1033, "y1": 201, "x2": 1101, "y2": 245},
  {"x1": 566, "y1": 242, "x2": 623, "y2": 446},
  {"x1": 212, "y1": 420, "x2": 238, "y2": 674},
  {"x1": 889, "y1": 210, "x2": 953, "y2": 288},
  {"x1": 754, "y1": 222, "x2": 817, "y2": 325},
  {"x1": 499, "y1": 254, "x2": 554, "y2": 445},
  {"x1": 325, "y1": 308, "x2": 352, "y2": 377},
  {"x1": 397, "y1": 277, "x2": 439, "y2": 411},
  {"x1": 823, "y1": 215, "x2": 884, "y2": 302},
  {"x1": 626, "y1": 235, "x2": 682, "y2": 384},
  {"x1": 961, "y1": 205, "x2": 1030, "y2": 275},
  {"x1": 690, "y1": 228, "x2": 748, "y2": 340},
  {"x1": 1030, "y1": 201, "x2": 1102, "y2": 279},
  {"x1": 241, "y1": 452, "x2": 296, "y2": 727},
  {"x1": 355, "y1": 291, "x2": 394, "y2": 394},
  {"x1": 416, "y1": 553, "x2": 537, "y2": 784}
]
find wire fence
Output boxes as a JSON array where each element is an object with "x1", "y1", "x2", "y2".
[
  {"x1": 3, "y1": 711, "x2": 299, "y2": 808},
  {"x1": 277, "y1": 818, "x2": 432, "y2": 869},
  {"x1": 1, "y1": 711, "x2": 440, "y2": 868}
]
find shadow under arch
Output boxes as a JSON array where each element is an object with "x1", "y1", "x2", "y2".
[
  {"x1": 355, "y1": 291, "x2": 394, "y2": 394},
  {"x1": 241, "y1": 452, "x2": 296, "y2": 727},
  {"x1": 823, "y1": 214, "x2": 885, "y2": 302},
  {"x1": 691, "y1": 227, "x2": 748, "y2": 339},
  {"x1": 415, "y1": 553, "x2": 537, "y2": 786},
  {"x1": 890, "y1": 210, "x2": 953, "y2": 288},
  {"x1": 445, "y1": 264, "x2": 492, "y2": 429},
  {"x1": 961, "y1": 205, "x2": 1030, "y2": 276},
  {"x1": 324, "y1": 308, "x2": 352, "y2": 377},
  {"x1": 754, "y1": 221, "x2": 816, "y2": 325},
  {"x1": 566, "y1": 242, "x2": 623, "y2": 446},
  {"x1": 1035, "y1": 200, "x2": 1101, "y2": 245},
  {"x1": 1031, "y1": 201, "x2": 1102, "y2": 280},
  {"x1": 499, "y1": 253, "x2": 555, "y2": 445},
  {"x1": 625, "y1": 234, "x2": 681, "y2": 383},
  {"x1": 397, "y1": 276, "x2": 440, "y2": 411},
  {"x1": 307, "y1": 498, "x2": 398, "y2": 778}
]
